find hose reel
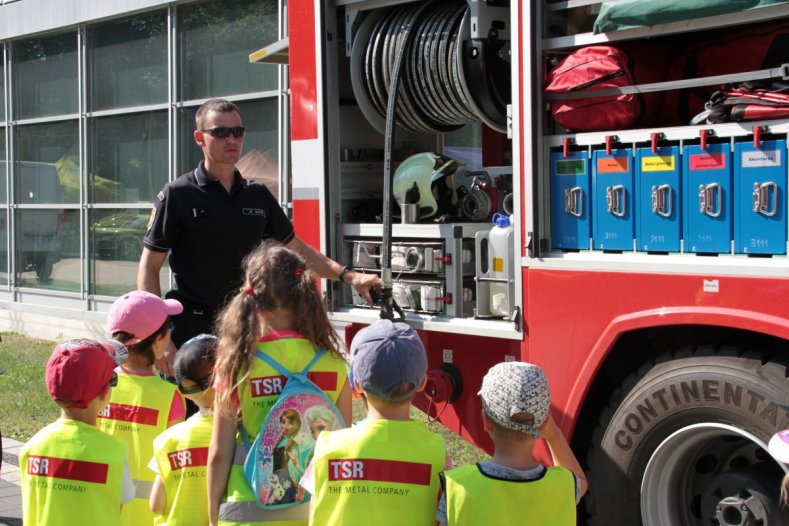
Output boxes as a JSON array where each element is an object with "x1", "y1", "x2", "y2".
[{"x1": 349, "y1": 0, "x2": 511, "y2": 136}]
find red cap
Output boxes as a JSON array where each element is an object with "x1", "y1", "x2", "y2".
[
  {"x1": 45, "y1": 339, "x2": 117, "y2": 408},
  {"x1": 107, "y1": 291, "x2": 183, "y2": 344}
]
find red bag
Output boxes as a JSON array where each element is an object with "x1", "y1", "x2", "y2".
[
  {"x1": 663, "y1": 20, "x2": 789, "y2": 125},
  {"x1": 545, "y1": 46, "x2": 640, "y2": 132}
]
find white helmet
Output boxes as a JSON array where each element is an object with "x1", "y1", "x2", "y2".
[{"x1": 392, "y1": 153, "x2": 462, "y2": 219}]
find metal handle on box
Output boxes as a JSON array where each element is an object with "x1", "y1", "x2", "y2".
[
  {"x1": 651, "y1": 184, "x2": 673, "y2": 218},
  {"x1": 753, "y1": 182, "x2": 778, "y2": 217},
  {"x1": 564, "y1": 187, "x2": 583, "y2": 217},
  {"x1": 699, "y1": 183, "x2": 722, "y2": 218},
  {"x1": 606, "y1": 185, "x2": 626, "y2": 217}
]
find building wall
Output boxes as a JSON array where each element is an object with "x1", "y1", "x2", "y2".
[{"x1": 0, "y1": 0, "x2": 285, "y2": 342}]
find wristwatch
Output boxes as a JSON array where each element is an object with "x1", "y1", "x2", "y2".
[{"x1": 338, "y1": 265, "x2": 351, "y2": 283}]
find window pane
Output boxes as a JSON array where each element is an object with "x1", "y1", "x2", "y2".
[
  {"x1": 89, "y1": 12, "x2": 168, "y2": 111},
  {"x1": 16, "y1": 208, "x2": 79, "y2": 292},
  {"x1": 89, "y1": 111, "x2": 168, "y2": 204},
  {"x1": 1, "y1": 58, "x2": 5, "y2": 121},
  {"x1": 178, "y1": 99, "x2": 280, "y2": 198},
  {"x1": 0, "y1": 211, "x2": 8, "y2": 286},
  {"x1": 90, "y1": 208, "x2": 169, "y2": 296},
  {"x1": 0, "y1": 128, "x2": 6, "y2": 203},
  {"x1": 178, "y1": 0, "x2": 279, "y2": 100},
  {"x1": 15, "y1": 121, "x2": 79, "y2": 204},
  {"x1": 13, "y1": 33, "x2": 78, "y2": 119}
]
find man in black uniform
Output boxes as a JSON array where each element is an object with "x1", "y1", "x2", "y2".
[{"x1": 138, "y1": 99, "x2": 379, "y2": 374}]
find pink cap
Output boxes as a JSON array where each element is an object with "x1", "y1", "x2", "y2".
[
  {"x1": 768, "y1": 429, "x2": 789, "y2": 464},
  {"x1": 107, "y1": 291, "x2": 183, "y2": 344},
  {"x1": 46, "y1": 339, "x2": 117, "y2": 408}
]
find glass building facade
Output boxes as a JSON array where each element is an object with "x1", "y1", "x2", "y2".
[{"x1": 0, "y1": 0, "x2": 285, "y2": 335}]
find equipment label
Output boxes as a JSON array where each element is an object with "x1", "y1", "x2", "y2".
[
  {"x1": 555, "y1": 159, "x2": 586, "y2": 176},
  {"x1": 597, "y1": 157, "x2": 629, "y2": 173},
  {"x1": 741, "y1": 150, "x2": 781, "y2": 168},
  {"x1": 641, "y1": 155, "x2": 676, "y2": 172},
  {"x1": 690, "y1": 153, "x2": 726, "y2": 171}
]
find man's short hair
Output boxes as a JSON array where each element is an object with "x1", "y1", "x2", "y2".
[{"x1": 195, "y1": 99, "x2": 241, "y2": 129}]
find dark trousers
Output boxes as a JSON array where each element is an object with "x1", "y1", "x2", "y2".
[{"x1": 166, "y1": 294, "x2": 219, "y2": 416}]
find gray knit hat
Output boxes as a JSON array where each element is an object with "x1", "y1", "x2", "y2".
[{"x1": 479, "y1": 362, "x2": 551, "y2": 437}]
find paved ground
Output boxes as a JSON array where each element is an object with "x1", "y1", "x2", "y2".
[{"x1": 0, "y1": 437, "x2": 22, "y2": 526}]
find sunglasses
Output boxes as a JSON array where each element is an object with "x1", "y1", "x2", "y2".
[
  {"x1": 109, "y1": 372, "x2": 119, "y2": 388},
  {"x1": 199, "y1": 126, "x2": 246, "y2": 139},
  {"x1": 178, "y1": 375, "x2": 212, "y2": 395}
]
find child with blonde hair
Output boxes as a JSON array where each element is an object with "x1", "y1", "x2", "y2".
[{"x1": 208, "y1": 244, "x2": 352, "y2": 526}]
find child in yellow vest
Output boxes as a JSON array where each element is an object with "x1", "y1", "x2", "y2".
[
  {"x1": 149, "y1": 333, "x2": 218, "y2": 525},
  {"x1": 301, "y1": 319, "x2": 448, "y2": 526},
  {"x1": 99, "y1": 290, "x2": 187, "y2": 526},
  {"x1": 20, "y1": 339, "x2": 135, "y2": 526},
  {"x1": 437, "y1": 362, "x2": 589, "y2": 526},
  {"x1": 208, "y1": 245, "x2": 352, "y2": 526}
]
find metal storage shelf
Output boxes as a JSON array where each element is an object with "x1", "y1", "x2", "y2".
[
  {"x1": 341, "y1": 222, "x2": 492, "y2": 239},
  {"x1": 546, "y1": 119, "x2": 789, "y2": 148},
  {"x1": 330, "y1": 306, "x2": 523, "y2": 340},
  {"x1": 543, "y1": 3, "x2": 789, "y2": 50},
  {"x1": 527, "y1": 250, "x2": 789, "y2": 279}
]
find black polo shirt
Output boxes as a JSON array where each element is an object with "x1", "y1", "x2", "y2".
[{"x1": 143, "y1": 162, "x2": 295, "y2": 307}]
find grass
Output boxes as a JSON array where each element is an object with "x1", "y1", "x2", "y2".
[
  {"x1": 352, "y1": 400, "x2": 488, "y2": 467},
  {"x1": 0, "y1": 332, "x2": 59, "y2": 441}
]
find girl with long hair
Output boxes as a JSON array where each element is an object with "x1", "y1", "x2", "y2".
[{"x1": 207, "y1": 244, "x2": 352, "y2": 525}]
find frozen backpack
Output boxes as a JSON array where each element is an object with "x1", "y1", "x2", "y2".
[{"x1": 240, "y1": 348, "x2": 345, "y2": 509}]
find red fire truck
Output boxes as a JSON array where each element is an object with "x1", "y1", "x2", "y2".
[{"x1": 253, "y1": 1, "x2": 789, "y2": 523}]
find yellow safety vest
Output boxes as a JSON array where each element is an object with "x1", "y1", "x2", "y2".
[
  {"x1": 443, "y1": 463, "x2": 576, "y2": 526},
  {"x1": 310, "y1": 419, "x2": 446, "y2": 526},
  {"x1": 98, "y1": 371, "x2": 184, "y2": 526},
  {"x1": 152, "y1": 412, "x2": 213, "y2": 526},
  {"x1": 219, "y1": 334, "x2": 348, "y2": 526},
  {"x1": 20, "y1": 418, "x2": 127, "y2": 526}
]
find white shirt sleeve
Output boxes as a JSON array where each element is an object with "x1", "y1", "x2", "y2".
[
  {"x1": 120, "y1": 457, "x2": 135, "y2": 504},
  {"x1": 148, "y1": 455, "x2": 160, "y2": 475},
  {"x1": 299, "y1": 459, "x2": 316, "y2": 496}
]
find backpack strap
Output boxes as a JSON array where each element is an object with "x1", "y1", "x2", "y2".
[
  {"x1": 254, "y1": 347, "x2": 326, "y2": 377},
  {"x1": 254, "y1": 350, "x2": 291, "y2": 377},
  {"x1": 301, "y1": 348, "x2": 326, "y2": 375}
]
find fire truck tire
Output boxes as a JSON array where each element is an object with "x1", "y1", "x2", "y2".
[{"x1": 585, "y1": 345, "x2": 789, "y2": 526}]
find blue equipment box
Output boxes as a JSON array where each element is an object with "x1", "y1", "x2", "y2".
[
  {"x1": 636, "y1": 145, "x2": 682, "y2": 252},
  {"x1": 550, "y1": 150, "x2": 591, "y2": 250},
  {"x1": 592, "y1": 148, "x2": 634, "y2": 251},
  {"x1": 734, "y1": 139, "x2": 787, "y2": 255},
  {"x1": 682, "y1": 143, "x2": 732, "y2": 254}
]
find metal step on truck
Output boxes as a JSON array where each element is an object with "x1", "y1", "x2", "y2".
[{"x1": 253, "y1": 0, "x2": 789, "y2": 523}]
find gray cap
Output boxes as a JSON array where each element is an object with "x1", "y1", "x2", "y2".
[
  {"x1": 350, "y1": 319, "x2": 427, "y2": 401},
  {"x1": 479, "y1": 362, "x2": 551, "y2": 437}
]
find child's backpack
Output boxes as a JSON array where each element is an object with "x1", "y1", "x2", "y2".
[{"x1": 240, "y1": 348, "x2": 345, "y2": 510}]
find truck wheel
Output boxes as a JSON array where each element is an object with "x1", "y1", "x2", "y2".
[{"x1": 585, "y1": 347, "x2": 789, "y2": 526}]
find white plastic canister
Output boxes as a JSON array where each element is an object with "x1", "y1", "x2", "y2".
[{"x1": 489, "y1": 213, "x2": 513, "y2": 317}]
